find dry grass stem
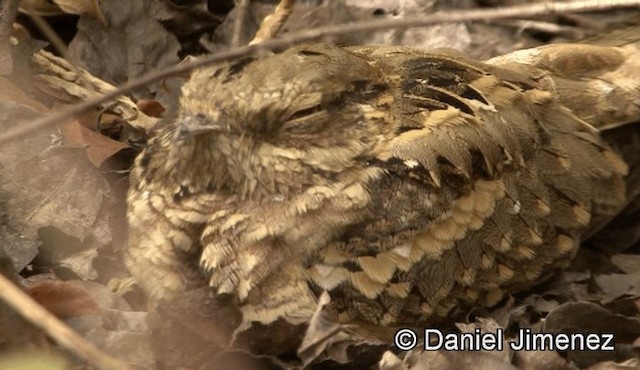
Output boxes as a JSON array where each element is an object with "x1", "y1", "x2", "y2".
[{"x1": 250, "y1": 0, "x2": 296, "y2": 45}]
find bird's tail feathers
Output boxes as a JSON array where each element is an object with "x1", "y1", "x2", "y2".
[{"x1": 487, "y1": 24, "x2": 640, "y2": 132}]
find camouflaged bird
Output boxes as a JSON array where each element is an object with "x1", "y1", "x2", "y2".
[{"x1": 125, "y1": 37, "x2": 640, "y2": 337}]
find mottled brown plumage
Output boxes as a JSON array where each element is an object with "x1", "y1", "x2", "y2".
[{"x1": 125, "y1": 40, "x2": 640, "y2": 342}]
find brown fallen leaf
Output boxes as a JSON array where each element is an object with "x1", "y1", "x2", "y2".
[
  {"x1": 0, "y1": 76, "x2": 114, "y2": 274},
  {"x1": 136, "y1": 99, "x2": 166, "y2": 118},
  {"x1": 0, "y1": 77, "x2": 48, "y2": 114},
  {"x1": 59, "y1": 119, "x2": 129, "y2": 168},
  {"x1": 544, "y1": 302, "x2": 640, "y2": 368},
  {"x1": 588, "y1": 358, "x2": 640, "y2": 370},
  {"x1": 27, "y1": 280, "x2": 101, "y2": 320}
]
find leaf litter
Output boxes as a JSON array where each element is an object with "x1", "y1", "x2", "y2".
[{"x1": 1, "y1": 1, "x2": 639, "y2": 369}]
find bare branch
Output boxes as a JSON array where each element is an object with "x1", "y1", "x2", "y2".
[
  {"x1": 0, "y1": 274, "x2": 133, "y2": 370},
  {"x1": 1, "y1": 0, "x2": 640, "y2": 146},
  {"x1": 31, "y1": 50, "x2": 158, "y2": 132}
]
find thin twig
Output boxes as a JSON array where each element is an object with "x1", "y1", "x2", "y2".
[
  {"x1": 502, "y1": 19, "x2": 587, "y2": 39},
  {"x1": 0, "y1": 0, "x2": 20, "y2": 74},
  {"x1": 24, "y1": 11, "x2": 72, "y2": 65},
  {"x1": 232, "y1": 0, "x2": 250, "y2": 47},
  {"x1": 250, "y1": 0, "x2": 296, "y2": 45},
  {"x1": 0, "y1": 274, "x2": 133, "y2": 370},
  {"x1": 1, "y1": 0, "x2": 640, "y2": 146}
]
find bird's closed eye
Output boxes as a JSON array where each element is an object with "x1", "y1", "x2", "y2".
[{"x1": 280, "y1": 107, "x2": 329, "y2": 135}]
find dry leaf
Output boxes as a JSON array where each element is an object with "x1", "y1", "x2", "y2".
[
  {"x1": 20, "y1": 0, "x2": 107, "y2": 25},
  {"x1": 136, "y1": 99, "x2": 166, "y2": 118},
  {"x1": 19, "y1": 0, "x2": 65, "y2": 16},
  {"x1": 28, "y1": 280, "x2": 101, "y2": 319},
  {"x1": 0, "y1": 77, "x2": 48, "y2": 114},
  {"x1": 59, "y1": 119, "x2": 129, "y2": 168},
  {"x1": 67, "y1": 0, "x2": 181, "y2": 103},
  {"x1": 611, "y1": 254, "x2": 640, "y2": 274}
]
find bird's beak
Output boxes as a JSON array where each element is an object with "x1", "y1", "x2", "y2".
[{"x1": 173, "y1": 113, "x2": 224, "y2": 141}]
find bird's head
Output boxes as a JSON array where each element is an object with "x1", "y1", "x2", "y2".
[{"x1": 136, "y1": 45, "x2": 397, "y2": 201}]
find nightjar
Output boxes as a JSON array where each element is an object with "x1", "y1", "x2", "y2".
[{"x1": 125, "y1": 37, "x2": 640, "y2": 341}]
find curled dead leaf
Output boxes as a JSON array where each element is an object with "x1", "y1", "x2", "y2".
[{"x1": 136, "y1": 99, "x2": 166, "y2": 118}]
